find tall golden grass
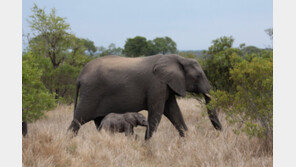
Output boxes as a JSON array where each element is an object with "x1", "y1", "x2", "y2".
[{"x1": 22, "y1": 98, "x2": 272, "y2": 167}]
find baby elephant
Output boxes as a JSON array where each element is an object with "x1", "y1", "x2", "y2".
[{"x1": 98, "y1": 112, "x2": 149, "y2": 137}]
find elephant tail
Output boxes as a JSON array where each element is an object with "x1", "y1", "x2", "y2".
[{"x1": 74, "y1": 81, "x2": 80, "y2": 112}]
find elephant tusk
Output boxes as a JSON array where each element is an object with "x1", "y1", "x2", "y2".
[
  {"x1": 202, "y1": 93, "x2": 211, "y2": 104},
  {"x1": 204, "y1": 93, "x2": 211, "y2": 99}
]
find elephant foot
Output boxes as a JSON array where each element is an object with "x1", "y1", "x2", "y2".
[
  {"x1": 67, "y1": 119, "x2": 81, "y2": 136},
  {"x1": 179, "y1": 131, "x2": 185, "y2": 137}
]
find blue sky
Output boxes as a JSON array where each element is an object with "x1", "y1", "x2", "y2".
[{"x1": 22, "y1": 0, "x2": 273, "y2": 50}]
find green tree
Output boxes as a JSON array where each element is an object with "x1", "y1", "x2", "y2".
[
  {"x1": 241, "y1": 46, "x2": 262, "y2": 56},
  {"x1": 123, "y1": 36, "x2": 151, "y2": 57},
  {"x1": 82, "y1": 39, "x2": 97, "y2": 56},
  {"x1": 27, "y1": 4, "x2": 94, "y2": 101},
  {"x1": 265, "y1": 28, "x2": 273, "y2": 48},
  {"x1": 28, "y1": 4, "x2": 72, "y2": 69},
  {"x1": 97, "y1": 43, "x2": 123, "y2": 57},
  {"x1": 146, "y1": 40, "x2": 158, "y2": 56},
  {"x1": 265, "y1": 28, "x2": 273, "y2": 41},
  {"x1": 202, "y1": 36, "x2": 242, "y2": 91},
  {"x1": 22, "y1": 53, "x2": 56, "y2": 122},
  {"x1": 209, "y1": 54, "x2": 273, "y2": 148},
  {"x1": 123, "y1": 36, "x2": 178, "y2": 57},
  {"x1": 201, "y1": 35, "x2": 273, "y2": 150},
  {"x1": 153, "y1": 36, "x2": 177, "y2": 54},
  {"x1": 207, "y1": 36, "x2": 234, "y2": 55},
  {"x1": 179, "y1": 52, "x2": 196, "y2": 59}
]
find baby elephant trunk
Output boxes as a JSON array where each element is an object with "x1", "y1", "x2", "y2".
[{"x1": 142, "y1": 121, "x2": 149, "y2": 127}]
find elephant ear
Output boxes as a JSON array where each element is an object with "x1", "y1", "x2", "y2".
[
  {"x1": 153, "y1": 55, "x2": 186, "y2": 97},
  {"x1": 125, "y1": 114, "x2": 137, "y2": 127}
]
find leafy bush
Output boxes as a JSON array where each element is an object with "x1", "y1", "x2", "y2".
[
  {"x1": 201, "y1": 36, "x2": 243, "y2": 91},
  {"x1": 200, "y1": 36, "x2": 273, "y2": 150},
  {"x1": 22, "y1": 53, "x2": 56, "y2": 122},
  {"x1": 202, "y1": 48, "x2": 243, "y2": 91},
  {"x1": 209, "y1": 55, "x2": 273, "y2": 144}
]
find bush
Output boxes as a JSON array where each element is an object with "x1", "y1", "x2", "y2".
[
  {"x1": 202, "y1": 48, "x2": 243, "y2": 91},
  {"x1": 201, "y1": 36, "x2": 243, "y2": 92},
  {"x1": 22, "y1": 53, "x2": 56, "y2": 122},
  {"x1": 209, "y1": 55, "x2": 273, "y2": 146}
]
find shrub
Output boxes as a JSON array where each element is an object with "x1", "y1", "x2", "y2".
[
  {"x1": 201, "y1": 36, "x2": 243, "y2": 92},
  {"x1": 209, "y1": 55, "x2": 273, "y2": 147},
  {"x1": 22, "y1": 53, "x2": 56, "y2": 122}
]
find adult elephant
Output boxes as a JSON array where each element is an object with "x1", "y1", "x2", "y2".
[{"x1": 68, "y1": 54, "x2": 222, "y2": 139}]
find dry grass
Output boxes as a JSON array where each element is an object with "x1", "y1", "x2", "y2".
[{"x1": 22, "y1": 98, "x2": 272, "y2": 167}]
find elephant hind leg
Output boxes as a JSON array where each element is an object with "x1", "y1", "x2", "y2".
[{"x1": 67, "y1": 119, "x2": 82, "y2": 135}]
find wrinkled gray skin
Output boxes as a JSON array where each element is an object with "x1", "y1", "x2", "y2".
[
  {"x1": 68, "y1": 54, "x2": 222, "y2": 139},
  {"x1": 98, "y1": 112, "x2": 149, "y2": 136}
]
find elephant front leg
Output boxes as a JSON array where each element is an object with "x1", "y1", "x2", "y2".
[
  {"x1": 164, "y1": 95, "x2": 188, "y2": 137},
  {"x1": 124, "y1": 124, "x2": 134, "y2": 136},
  {"x1": 145, "y1": 103, "x2": 165, "y2": 140}
]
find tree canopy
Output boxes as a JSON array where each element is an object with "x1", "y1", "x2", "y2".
[
  {"x1": 123, "y1": 36, "x2": 177, "y2": 57},
  {"x1": 152, "y1": 37, "x2": 177, "y2": 54},
  {"x1": 27, "y1": 4, "x2": 94, "y2": 101},
  {"x1": 97, "y1": 43, "x2": 123, "y2": 57}
]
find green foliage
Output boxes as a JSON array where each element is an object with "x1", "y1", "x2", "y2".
[
  {"x1": 152, "y1": 37, "x2": 177, "y2": 54},
  {"x1": 27, "y1": 4, "x2": 95, "y2": 102},
  {"x1": 209, "y1": 54, "x2": 273, "y2": 140},
  {"x1": 22, "y1": 53, "x2": 56, "y2": 122},
  {"x1": 123, "y1": 36, "x2": 177, "y2": 57},
  {"x1": 81, "y1": 39, "x2": 97, "y2": 56},
  {"x1": 123, "y1": 36, "x2": 151, "y2": 57},
  {"x1": 179, "y1": 52, "x2": 196, "y2": 59},
  {"x1": 97, "y1": 43, "x2": 123, "y2": 57},
  {"x1": 202, "y1": 36, "x2": 243, "y2": 91},
  {"x1": 265, "y1": 28, "x2": 273, "y2": 41},
  {"x1": 241, "y1": 45, "x2": 262, "y2": 56},
  {"x1": 207, "y1": 36, "x2": 234, "y2": 55},
  {"x1": 201, "y1": 35, "x2": 273, "y2": 147},
  {"x1": 28, "y1": 4, "x2": 72, "y2": 69}
]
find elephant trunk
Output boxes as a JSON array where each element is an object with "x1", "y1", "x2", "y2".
[{"x1": 201, "y1": 93, "x2": 222, "y2": 131}]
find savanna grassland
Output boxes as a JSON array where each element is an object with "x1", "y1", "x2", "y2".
[{"x1": 22, "y1": 98, "x2": 272, "y2": 167}]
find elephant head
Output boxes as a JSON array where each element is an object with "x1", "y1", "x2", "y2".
[
  {"x1": 153, "y1": 54, "x2": 222, "y2": 130},
  {"x1": 131, "y1": 113, "x2": 150, "y2": 138},
  {"x1": 134, "y1": 113, "x2": 149, "y2": 127},
  {"x1": 153, "y1": 55, "x2": 210, "y2": 97}
]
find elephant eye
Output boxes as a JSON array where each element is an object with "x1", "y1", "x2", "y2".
[{"x1": 195, "y1": 73, "x2": 202, "y2": 79}]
